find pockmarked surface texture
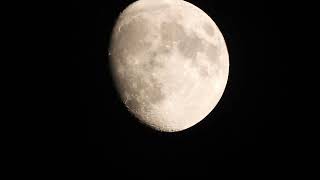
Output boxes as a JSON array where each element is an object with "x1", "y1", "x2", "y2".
[{"x1": 109, "y1": 0, "x2": 229, "y2": 132}]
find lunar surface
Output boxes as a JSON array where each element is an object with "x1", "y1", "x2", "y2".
[{"x1": 109, "y1": 0, "x2": 229, "y2": 132}]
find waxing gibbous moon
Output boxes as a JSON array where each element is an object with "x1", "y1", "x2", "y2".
[{"x1": 109, "y1": 0, "x2": 229, "y2": 132}]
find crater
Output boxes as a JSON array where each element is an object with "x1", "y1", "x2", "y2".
[
  {"x1": 198, "y1": 64, "x2": 209, "y2": 77},
  {"x1": 117, "y1": 70, "x2": 166, "y2": 114},
  {"x1": 114, "y1": 17, "x2": 152, "y2": 59},
  {"x1": 125, "y1": 98, "x2": 140, "y2": 113}
]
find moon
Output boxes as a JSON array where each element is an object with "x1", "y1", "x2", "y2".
[{"x1": 109, "y1": 0, "x2": 229, "y2": 132}]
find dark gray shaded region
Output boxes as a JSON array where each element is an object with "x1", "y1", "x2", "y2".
[
  {"x1": 206, "y1": 44, "x2": 221, "y2": 68},
  {"x1": 142, "y1": 51, "x2": 166, "y2": 70},
  {"x1": 178, "y1": 34, "x2": 204, "y2": 59},
  {"x1": 160, "y1": 21, "x2": 221, "y2": 77},
  {"x1": 203, "y1": 22, "x2": 215, "y2": 36},
  {"x1": 160, "y1": 21, "x2": 205, "y2": 59}
]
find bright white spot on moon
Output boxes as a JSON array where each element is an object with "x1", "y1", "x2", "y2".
[{"x1": 109, "y1": 0, "x2": 229, "y2": 132}]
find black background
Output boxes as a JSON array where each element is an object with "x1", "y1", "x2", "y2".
[{"x1": 71, "y1": 0, "x2": 286, "y2": 177}]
